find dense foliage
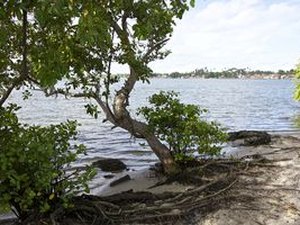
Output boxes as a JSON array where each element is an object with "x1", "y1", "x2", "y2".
[
  {"x1": 0, "y1": 105, "x2": 96, "y2": 219},
  {"x1": 138, "y1": 92, "x2": 228, "y2": 162},
  {"x1": 0, "y1": 0, "x2": 194, "y2": 97}
]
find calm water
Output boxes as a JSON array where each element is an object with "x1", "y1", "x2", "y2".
[{"x1": 8, "y1": 79, "x2": 300, "y2": 173}]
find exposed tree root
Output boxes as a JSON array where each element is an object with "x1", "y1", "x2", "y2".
[{"x1": 13, "y1": 154, "x2": 292, "y2": 225}]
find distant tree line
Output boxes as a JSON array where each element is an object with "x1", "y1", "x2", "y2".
[{"x1": 149, "y1": 68, "x2": 294, "y2": 79}]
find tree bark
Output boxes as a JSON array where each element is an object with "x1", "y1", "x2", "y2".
[
  {"x1": 113, "y1": 108, "x2": 178, "y2": 174},
  {"x1": 109, "y1": 68, "x2": 178, "y2": 174}
]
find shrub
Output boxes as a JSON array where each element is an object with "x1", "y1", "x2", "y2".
[
  {"x1": 138, "y1": 91, "x2": 227, "y2": 162},
  {"x1": 0, "y1": 104, "x2": 96, "y2": 220}
]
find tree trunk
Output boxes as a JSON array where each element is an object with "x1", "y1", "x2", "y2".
[
  {"x1": 143, "y1": 132, "x2": 179, "y2": 174},
  {"x1": 100, "y1": 15, "x2": 179, "y2": 174},
  {"x1": 131, "y1": 119, "x2": 179, "y2": 174},
  {"x1": 111, "y1": 88, "x2": 178, "y2": 174}
]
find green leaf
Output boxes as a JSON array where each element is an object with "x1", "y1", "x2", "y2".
[
  {"x1": 190, "y1": 0, "x2": 195, "y2": 8},
  {"x1": 49, "y1": 193, "x2": 55, "y2": 200}
]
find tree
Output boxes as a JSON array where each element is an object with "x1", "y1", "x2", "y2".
[
  {"x1": 0, "y1": 1, "x2": 200, "y2": 174},
  {"x1": 59, "y1": 0, "x2": 196, "y2": 174},
  {"x1": 1, "y1": 0, "x2": 196, "y2": 174}
]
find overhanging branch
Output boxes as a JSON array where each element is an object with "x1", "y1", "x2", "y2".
[{"x1": 142, "y1": 38, "x2": 169, "y2": 63}]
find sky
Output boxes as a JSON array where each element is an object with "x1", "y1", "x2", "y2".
[{"x1": 116, "y1": 0, "x2": 300, "y2": 73}]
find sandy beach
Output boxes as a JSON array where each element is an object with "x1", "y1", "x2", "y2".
[
  {"x1": 1, "y1": 133, "x2": 300, "y2": 225},
  {"x1": 93, "y1": 133, "x2": 300, "y2": 225}
]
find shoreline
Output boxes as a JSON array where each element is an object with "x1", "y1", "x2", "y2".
[
  {"x1": 75, "y1": 132, "x2": 300, "y2": 224},
  {"x1": 96, "y1": 131, "x2": 300, "y2": 196},
  {"x1": 2, "y1": 132, "x2": 300, "y2": 224},
  {"x1": 148, "y1": 76, "x2": 293, "y2": 80}
]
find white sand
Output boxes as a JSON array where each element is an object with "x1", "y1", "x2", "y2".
[
  {"x1": 98, "y1": 167, "x2": 194, "y2": 196},
  {"x1": 194, "y1": 134, "x2": 300, "y2": 225}
]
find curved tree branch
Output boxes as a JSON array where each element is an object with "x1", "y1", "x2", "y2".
[
  {"x1": 0, "y1": 77, "x2": 23, "y2": 107},
  {"x1": 142, "y1": 38, "x2": 169, "y2": 63}
]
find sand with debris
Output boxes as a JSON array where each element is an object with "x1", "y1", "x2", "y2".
[
  {"x1": 98, "y1": 134, "x2": 300, "y2": 225},
  {"x1": 1, "y1": 134, "x2": 300, "y2": 225},
  {"x1": 185, "y1": 134, "x2": 300, "y2": 225}
]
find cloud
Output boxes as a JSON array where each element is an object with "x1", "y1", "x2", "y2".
[{"x1": 150, "y1": 0, "x2": 300, "y2": 73}]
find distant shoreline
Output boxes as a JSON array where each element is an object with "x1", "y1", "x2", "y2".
[
  {"x1": 150, "y1": 69, "x2": 293, "y2": 80},
  {"x1": 149, "y1": 75, "x2": 293, "y2": 80},
  {"x1": 116, "y1": 68, "x2": 294, "y2": 80}
]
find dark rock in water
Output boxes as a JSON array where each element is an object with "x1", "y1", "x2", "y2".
[
  {"x1": 109, "y1": 175, "x2": 131, "y2": 187},
  {"x1": 92, "y1": 158, "x2": 127, "y2": 172},
  {"x1": 228, "y1": 130, "x2": 271, "y2": 146},
  {"x1": 103, "y1": 174, "x2": 114, "y2": 179}
]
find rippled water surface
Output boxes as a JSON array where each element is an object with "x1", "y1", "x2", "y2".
[{"x1": 8, "y1": 79, "x2": 300, "y2": 173}]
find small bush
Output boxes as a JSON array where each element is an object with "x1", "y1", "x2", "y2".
[
  {"x1": 0, "y1": 104, "x2": 96, "y2": 220},
  {"x1": 138, "y1": 91, "x2": 227, "y2": 162}
]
